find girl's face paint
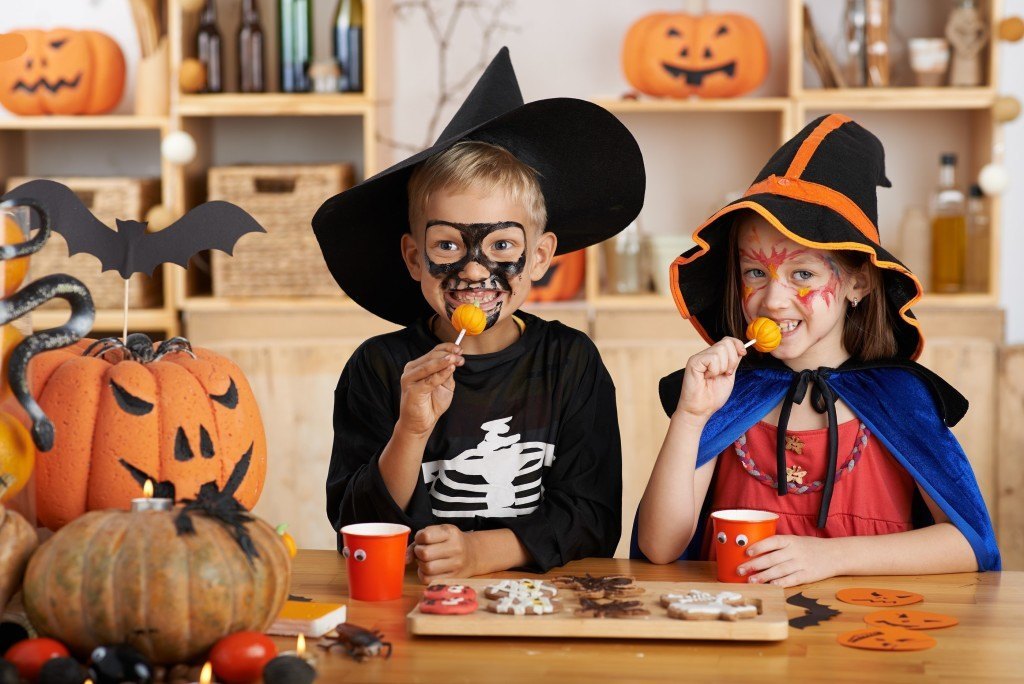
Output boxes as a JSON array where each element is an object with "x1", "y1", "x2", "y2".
[
  {"x1": 402, "y1": 186, "x2": 556, "y2": 339},
  {"x1": 736, "y1": 216, "x2": 863, "y2": 369}
]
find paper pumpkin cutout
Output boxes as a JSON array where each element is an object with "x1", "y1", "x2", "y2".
[
  {"x1": 836, "y1": 588, "x2": 924, "y2": 607},
  {"x1": 837, "y1": 627, "x2": 936, "y2": 652},
  {"x1": 0, "y1": 34, "x2": 28, "y2": 63},
  {"x1": 864, "y1": 609, "x2": 959, "y2": 631}
]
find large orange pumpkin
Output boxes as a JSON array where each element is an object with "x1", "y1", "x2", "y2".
[
  {"x1": 18, "y1": 334, "x2": 267, "y2": 530},
  {"x1": 527, "y1": 249, "x2": 585, "y2": 302},
  {"x1": 22, "y1": 503, "x2": 290, "y2": 664},
  {"x1": 0, "y1": 29, "x2": 125, "y2": 115},
  {"x1": 622, "y1": 13, "x2": 769, "y2": 98}
]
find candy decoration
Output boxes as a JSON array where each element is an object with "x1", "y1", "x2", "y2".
[
  {"x1": 744, "y1": 317, "x2": 782, "y2": 352},
  {"x1": 451, "y1": 302, "x2": 487, "y2": 345}
]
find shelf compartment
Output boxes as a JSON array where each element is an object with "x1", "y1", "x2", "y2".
[
  {"x1": 0, "y1": 116, "x2": 169, "y2": 131},
  {"x1": 178, "y1": 94, "x2": 374, "y2": 117}
]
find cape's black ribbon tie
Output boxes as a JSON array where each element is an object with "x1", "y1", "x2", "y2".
[{"x1": 776, "y1": 368, "x2": 839, "y2": 529}]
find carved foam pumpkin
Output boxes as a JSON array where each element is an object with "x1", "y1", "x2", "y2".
[
  {"x1": 22, "y1": 502, "x2": 290, "y2": 664},
  {"x1": 622, "y1": 13, "x2": 769, "y2": 98},
  {"x1": 0, "y1": 29, "x2": 126, "y2": 115},
  {"x1": 527, "y1": 250, "x2": 585, "y2": 303},
  {"x1": 18, "y1": 334, "x2": 267, "y2": 530}
]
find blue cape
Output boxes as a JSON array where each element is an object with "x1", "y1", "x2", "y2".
[{"x1": 629, "y1": 360, "x2": 1001, "y2": 571}]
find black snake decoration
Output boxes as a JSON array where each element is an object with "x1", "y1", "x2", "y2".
[{"x1": 0, "y1": 197, "x2": 94, "y2": 451}]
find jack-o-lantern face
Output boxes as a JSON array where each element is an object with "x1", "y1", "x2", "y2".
[
  {"x1": 836, "y1": 588, "x2": 924, "y2": 607},
  {"x1": 622, "y1": 13, "x2": 769, "y2": 98},
  {"x1": 837, "y1": 627, "x2": 937, "y2": 651},
  {"x1": 864, "y1": 609, "x2": 959, "y2": 631},
  {"x1": 0, "y1": 29, "x2": 126, "y2": 115},
  {"x1": 12, "y1": 334, "x2": 267, "y2": 530},
  {"x1": 526, "y1": 250, "x2": 585, "y2": 303}
]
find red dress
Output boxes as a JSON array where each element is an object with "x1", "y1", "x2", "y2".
[{"x1": 702, "y1": 419, "x2": 917, "y2": 560}]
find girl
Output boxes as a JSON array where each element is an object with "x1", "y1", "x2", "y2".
[{"x1": 635, "y1": 114, "x2": 999, "y2": 586}]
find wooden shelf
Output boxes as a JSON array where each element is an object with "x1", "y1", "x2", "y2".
[
  {"x1": 180, "y1": 296, "x2": 357, "y2": 312},
  {"x1": 32, "y1": 308, "x2": 177, "y2": 333},
  {"x1": 593, "y1": 97, "x2": 791, "y2": 114},
  {"x1": 0, "y1": 115, "x2": 169, "y2": 130},
  {"x1": 797, "y1": 87, "x2": 997, "y2": 110},
  {"x1": 177, "y1": 93, "x2": 374, "y2": 117}
]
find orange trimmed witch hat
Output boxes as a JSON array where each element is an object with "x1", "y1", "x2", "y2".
[{"x1": 670, "y1": 113, "x2": 924, "y2": 360}]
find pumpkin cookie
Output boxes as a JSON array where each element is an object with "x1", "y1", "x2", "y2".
[
  {"x1": 552, "y1": 574, "x2": 644, "y2": 599},
  {"x1": 483, "y1": 579, "x2": 558, "y2": 600},
  {"x1": 488, "y1": 595, "x2": 561, "y2": 616},
  {"x1": 663, "y1": 589, "x2": 761, "y2": 621}
]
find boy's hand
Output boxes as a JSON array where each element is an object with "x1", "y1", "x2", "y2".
[
  {"x1": 412, "y1": 524, "x2": 480, "y2": 584},
  {"x1": 397, "y1": 343, "x2": 464, "y2": 438},
  {"x1": 737, "y1": 535, "x2": 840, "y2": 588},
  {"x1": 676, "y1": 338, "x2": 746, "y2": 424}
]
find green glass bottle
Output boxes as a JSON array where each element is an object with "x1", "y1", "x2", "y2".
[{"x1": 279, "y1": 0, "x2": 312, "y2": 92}]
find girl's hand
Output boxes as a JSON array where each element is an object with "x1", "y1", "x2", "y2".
[
  {"x1": 676, "y1": 338, "x2": 747, "y2": 423},
  {"x1": 397, "y1": 343, "x2": 465, "y2": 438},
  {"x1": 737, "y1": 535, "x2": 841, "y2": 588}
]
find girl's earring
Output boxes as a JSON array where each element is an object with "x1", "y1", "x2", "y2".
[{"x1": 851, "y1": 297, "x2": 859, "y2": 308}]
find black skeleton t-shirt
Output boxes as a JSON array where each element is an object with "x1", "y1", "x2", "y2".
[{"x1": 326, "y1": 311, "x2": 622, "y2": 571}]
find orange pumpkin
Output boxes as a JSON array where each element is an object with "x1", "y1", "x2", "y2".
[
  {"x1": 22, "y1": 504, "x2": 290, "y2": 664},
  {"x1": 0, "y1": 29, "x2": 125, "y2": 115},
  {"x1": 527, "y1": 250, "x2": 585, "y2": 303},
  {"x1": 622, "y1": 13, "x2": 769, "y2": 98},
  {"x1": 18, "y1": 334, "x2": 267, "y2": 530},
  {"x1": 0, "y1": 475, "x2": 39, "y2": 613}
]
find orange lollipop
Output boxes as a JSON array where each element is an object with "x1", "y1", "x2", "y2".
[
  {"x1": 451, "y1": 303, "x2": 487, "y2": 345},
  {"x1": 744, "y1": 317, "x2": 782, "y2": 352}
]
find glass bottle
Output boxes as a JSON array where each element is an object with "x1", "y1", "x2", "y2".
[
  {"x1": 964, "y1": 184, "x2": 990, "y2": 292},
  {"x1": 279, "y1": 0, "x2": 313, "y2": 92},
  {"x1": 238, "y1": 0, "x2": 266, "y2": 93},
  {"x1": 929, "y1": 153, "x2": 967, "y2": 293},
  {"x1": 197, "y1": 0, "x2": 223, "y2": 93},
  {"x1": 614, "y1": 220, "x2": 642, "y2": 294},
  {"x1": 332, "y1": 0, "x2": 364, "y2": 92},
  {"x1": 897, "y1": 206, "x2": 930, "y2": 291}
]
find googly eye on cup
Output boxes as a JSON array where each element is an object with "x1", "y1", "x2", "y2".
[
  {"x1": 339, "y1": 523, "x2": 411, "y2": 601},
  {"x1": 710, "y1": 509, "x2": 779, "y2": 583}
]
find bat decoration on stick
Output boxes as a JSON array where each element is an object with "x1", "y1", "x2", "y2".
[{"x1": 2, "y1": 179, "x2": 265, "y2": 340}]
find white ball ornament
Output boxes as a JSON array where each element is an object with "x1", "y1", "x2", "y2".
[
  {"x1": 978, "y1": 163, "x2": 1010, "y2": 196},
  {"x1": 161, "y1": 131, "x2": 197, "y2": 165}
]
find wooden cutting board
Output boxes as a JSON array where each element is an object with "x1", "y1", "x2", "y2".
[{"x1": 407, "y1": 579, "x2": 788, "y2": 641}]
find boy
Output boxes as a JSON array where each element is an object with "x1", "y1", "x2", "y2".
[{"x1": 312, "y1": 48, "x2": 645, "y2": 580}]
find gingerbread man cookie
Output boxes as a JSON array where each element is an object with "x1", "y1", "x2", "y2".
[
  {"x1": 483, "y1": 579, "x2": 558, "y2": 600},
  {"x1": 662, "y1": 589, "x2": 762, "y2": 621},
  {"x1": 487, "y1": 595, "x2": 561, "y2": 616}
]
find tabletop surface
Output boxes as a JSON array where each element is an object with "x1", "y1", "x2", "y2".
[{"x1": 277, "y1": 551, "x2": 1024, "y2": 683}]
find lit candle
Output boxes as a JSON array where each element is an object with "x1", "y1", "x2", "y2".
[
  {"x1": 130, "y1": 479, "x2": 173, "y2": 512},
  {"x1": 280, "y1": 634, "x2": 318, "y2": 668},
  {"x1": 199, "y1": 661, "x2": 212, "y2": 684}
]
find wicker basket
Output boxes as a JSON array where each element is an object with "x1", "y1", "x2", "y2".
[
  {"x1": 5, "y1": 176, "x2": 162, "y2": 310},
  {"x1": 207, "y1": 164, "x2": 354, "y2": 297}
]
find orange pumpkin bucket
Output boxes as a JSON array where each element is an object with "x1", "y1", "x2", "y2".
[
  {"x1": 340, "y1": 522, "x2": 411, "y2": 601},
  {"x1": 710, "y1": 509, "x2": 778, "y2": 583}
]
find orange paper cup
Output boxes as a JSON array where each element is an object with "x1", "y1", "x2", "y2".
[
  {"x1": 711, "y1": 509, "x2": 779, "y2": 583},
  {"x1": 340, "y1": 522, "x2": 411, "y2": 601}
]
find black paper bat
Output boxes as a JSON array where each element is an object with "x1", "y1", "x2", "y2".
[
  {"x1": 2, "y1": 179, "x2": 265, "y2": 277},
  {"x1": 787, "y1": 591, "x2": 842, "y2": 629}
]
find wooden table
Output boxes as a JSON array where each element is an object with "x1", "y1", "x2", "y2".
[{"x1": 281, "y1": 551, "x2": 1023, "y2": 682}]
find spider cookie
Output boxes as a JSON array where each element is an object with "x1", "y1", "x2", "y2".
[
  {"x1": 552, "y1": 574, "x2": 645, "y2": 599},
  {"x1": 483, "y1": 579, "x2": 558, "y2": 600},
  {"x1": 487, "y1": 595, "x2": 562, "y2": 616},
  {"x1": 574, "y1": 598, "x2": 650, "y2": 619},
  {"x1": 662, "y1": 589, "x2": 762, "y2": 621},
  {"x1": 423, "y1": 584, "x2": 478, "y2": 601}
]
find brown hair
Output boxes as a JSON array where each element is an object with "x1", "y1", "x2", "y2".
[
  {"x1": 722, "y1": 211, "x2": 898, "y2": 361},
  {"x1": 407, "y1": 140, "x2": 547, "y2": 234}
]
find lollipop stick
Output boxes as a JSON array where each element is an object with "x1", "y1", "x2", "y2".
[
  {"x1": 744, "y1": 338, "x2": 757, "y2": 349},
  {"x1": 455, "y1": 329, "x2": 467, "y2": 346}
]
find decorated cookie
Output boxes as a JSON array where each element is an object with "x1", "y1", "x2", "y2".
[
  {"x1": 483, "y1": 579, "x2": 558, "y2": 600},
  {"x1": 488, "y1": 595, "x2": 561, "y2": 616},
  {"x1": 574, "y1": 598, "x2": 650, "y2": 619},
  {"x1": 836, "y1": 588, "x2": 924, "y2": 608},
  {"x1": 553, "y1": 574, "x2": 644, "y2": 599},
  {"x1": 418, "y1": 596, "x2": 479, "y2": 615},
  {"x1": 423, "y1": 584, "x2": 478, "y2": 602},
  {"x1": 662, "y1": 589, "x2": 762, "y2": 621}
]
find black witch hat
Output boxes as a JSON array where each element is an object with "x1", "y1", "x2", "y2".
[
  {"x1": 312, "y1": 47, "x2": 645, "y2": 326},
  {"x1": 671, "y1": 113, "x2": 924, "y2": 360}
]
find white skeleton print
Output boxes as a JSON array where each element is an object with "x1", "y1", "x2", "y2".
[{"x1": 422, "y1": 416, "x2": 556, "y2": 518}]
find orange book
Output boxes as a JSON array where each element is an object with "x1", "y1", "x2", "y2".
[{"x1": 267, "y1": 601, "x2": 348, "y2": 637}]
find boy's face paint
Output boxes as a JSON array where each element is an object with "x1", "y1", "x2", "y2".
[{"x1": 737, "y1": 216, "x2": 860, "y2": 368}]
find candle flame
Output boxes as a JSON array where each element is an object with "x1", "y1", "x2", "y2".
[
  {"x1": 297, "y1": 633, "x2": 306, "y2": 656},
  {"x1": 200, "y1": 661, "x2": 212, "y2": 684},
  {"x1": 143, "y1": 479, "x2": 154, "y2": 498}
]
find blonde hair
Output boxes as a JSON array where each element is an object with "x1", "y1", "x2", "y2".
[
  {"x1": 407, "y1": 141, "x2": 547, "y2": 234},
  {"x1": 723, "y1": 211, "x2": 898, "y2": 361}
]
